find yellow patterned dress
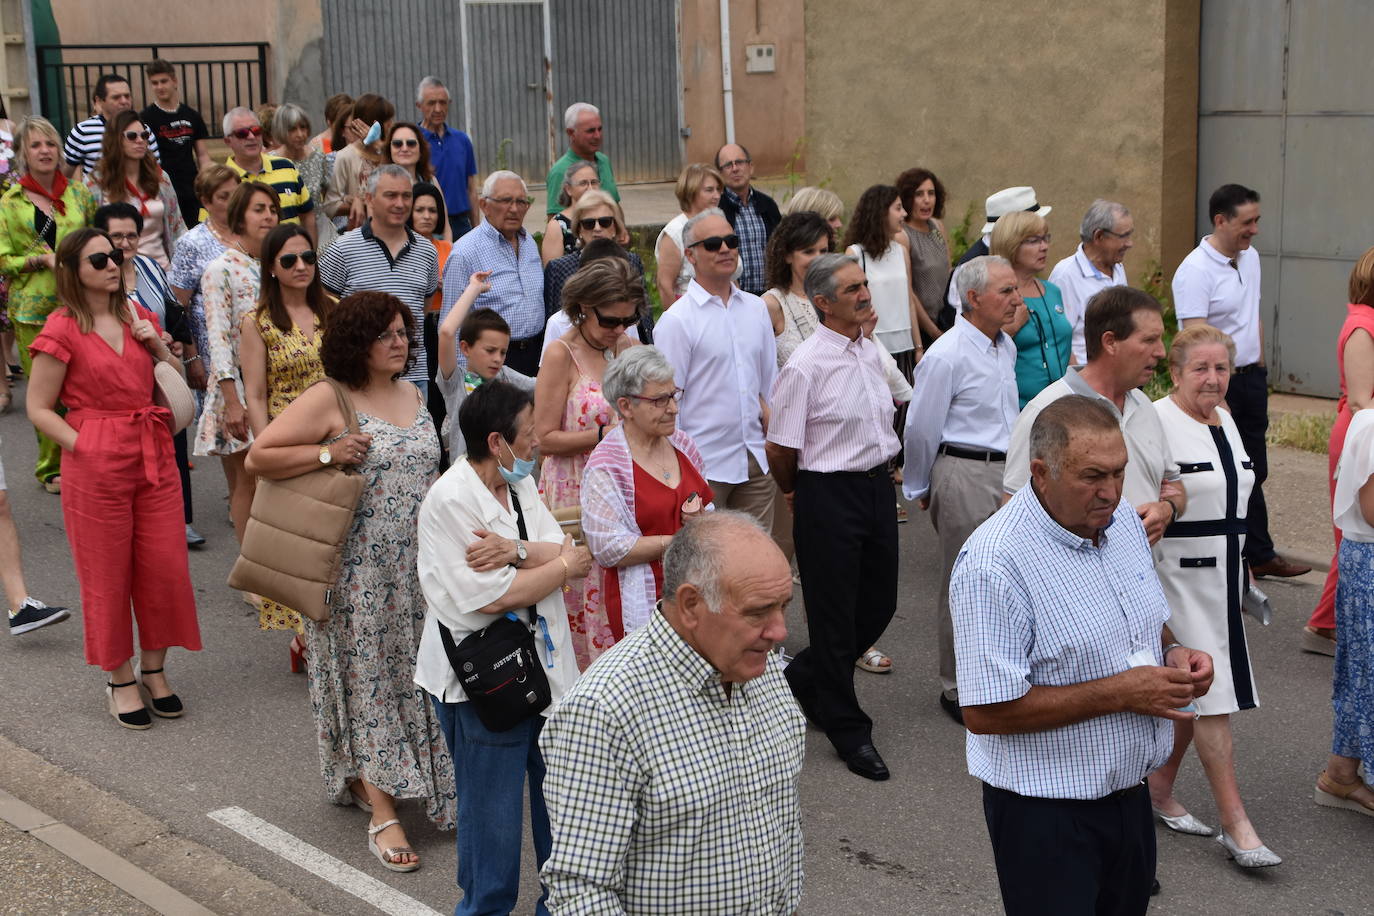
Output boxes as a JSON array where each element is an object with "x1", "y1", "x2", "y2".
[{"x1": 255, "y1": 310, "x2": 325, "y2": 633}]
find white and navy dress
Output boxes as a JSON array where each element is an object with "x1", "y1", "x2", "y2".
[{"x1": 1152, "y1": 396, "x2": 1258, "y2": 715}]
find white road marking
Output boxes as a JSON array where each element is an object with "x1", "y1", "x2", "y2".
[{"x1": 207, "y1": 806, "x2": 445, "y2": 916}]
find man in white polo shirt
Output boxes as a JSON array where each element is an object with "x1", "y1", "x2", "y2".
[
  {"x1": 1171, "y1": 184, "x2": 1309, "y2": 579},
  {"x1": 1049, "y1": 199, "x2": 1132, "y2": 364}
]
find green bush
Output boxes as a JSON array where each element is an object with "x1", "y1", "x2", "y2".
[{"x1": 1139, "y1": 258, "x2": 1178, "y2": 400}]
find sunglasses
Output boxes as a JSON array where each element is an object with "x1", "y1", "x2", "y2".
[
  {"x1": 390, "y1": 138, "x2": 419, "y2": 149},
  {"x1": 277, "y1": 250, "x2": 318, "y2": 269},
  {"x1": 123, "y1": 129, "x2": 152, "y2": 143},
  {"x1": 687, "y1": 234, "x2": 740, "y2": 252},
  {"x1": 229, "y1": 125, "x2": 264, "y2": 140},
  {"x1": 589, "y1": 305, "x2": 640, "y2": 329},
  {"x1": 579, "y1": 216, "x2": 616, "y2": 231},
  {"x1": 85, "y1": 249, "x2": 125, "y2": 270}
]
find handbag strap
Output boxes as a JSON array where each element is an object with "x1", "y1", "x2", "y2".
[{"x1": 323, "y1": 378, "x2": 360, "y2": 436}]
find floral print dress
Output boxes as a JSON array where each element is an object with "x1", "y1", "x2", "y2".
[
  {"x1": 166, "y1": 221, "x2": 229, "y2": 366},
  {"x1": 303, "y1": 399, "x2": 455, "y2": 828},
  {"x1": 193, "y1": 247, "x2": 259, "y2": 456},
  {"x1": 540, "y1": 340, "x2": 616, "y2": 669}
]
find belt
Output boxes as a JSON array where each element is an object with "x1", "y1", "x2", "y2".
[
  {"x1": 1233, "y1": 363, "x2": 1261, "y2": 375},
  {"x1": 939, "y1": 444, "x2": 1006, "y2": 462},
  {"x1": 508, "y1": 334, "x2": 542, "y2": 351},
  {"x1": 68, "y1": 405, "x2": 171, "y2": 485},
  {"x1": 798, "y1": 463, "x2": 889, "y2": 479},
  {"x1": 988, "y1": 780, "x2": 1146, "y2": 804}
]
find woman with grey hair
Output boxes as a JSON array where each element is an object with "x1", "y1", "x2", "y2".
[
  {"x1": 540, "y1": 159, "x2": 600, "y2": 264},
  {"x1": 580, "y1": 345, "x2": 712, "y2": 644},
  {"x1": 272, "y1": 104, "x2": 337, "y2": 249}
]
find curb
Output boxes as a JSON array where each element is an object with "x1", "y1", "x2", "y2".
[{"x1": 0, "y1": 788, "x2": 216, "y2": 916}]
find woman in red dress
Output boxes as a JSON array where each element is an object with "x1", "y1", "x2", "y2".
[
  {"x1": 581, "y1": 346, "x2": 711, "y2": 642},
  {"x1": 26, "y1": 228, "x2": 200, "y2": 730}
]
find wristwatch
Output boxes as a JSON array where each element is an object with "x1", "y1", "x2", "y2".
[
  {"x1": 513, "y1": 541, "x2": 527, "y2": 567},
  {"x1": 319, "y1": 443, "x2": 333, "y2": 465}
]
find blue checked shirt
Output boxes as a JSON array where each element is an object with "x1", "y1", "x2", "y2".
[
  {"x1": 723, "y1": 187, "x2": 768, "y2": 294},
  {"x1": 950, "y1": 486, "x2": 1173, "y2": 800},
  {"x1": 441, "y1": 221, "x2": 544, "y2": 339},
  {"x1": 539, "y1": 610, "x2": 806, "y2": 914}
]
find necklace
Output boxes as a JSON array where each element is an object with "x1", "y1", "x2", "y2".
[
  {"x1": 629, "y1": 433, "x2": 676, "y2": 481},
  {"x1": 649, "y1": 438, "x2": 676, "y2": 481}
]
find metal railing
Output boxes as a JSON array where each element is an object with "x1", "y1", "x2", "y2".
[{"x1": 35, "y1": 42, "x2": 269, "y2": 139}]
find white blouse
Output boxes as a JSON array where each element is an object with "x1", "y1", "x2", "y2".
[{"x1": 1335, "y1": 408, "x2": 1374, "y2": 542}]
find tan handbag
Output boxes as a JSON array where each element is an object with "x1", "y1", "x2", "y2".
[
  {"x1": 152, "y1": 360, "x2": 196, "y2": 434},
  {"x1": 227, "y1": 380, "x2": 365, "y2": 622},
  {"x1": 551, "y1": 505, "x2": 583, "y2": 544}
]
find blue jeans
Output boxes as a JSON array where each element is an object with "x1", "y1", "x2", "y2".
[{"x1": 431, "y1": 696, "x2": 551, "y2": 916}]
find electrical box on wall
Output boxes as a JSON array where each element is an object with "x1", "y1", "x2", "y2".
[{"x1": 744, "y1": 43, "x2": 776, "y2": 74}]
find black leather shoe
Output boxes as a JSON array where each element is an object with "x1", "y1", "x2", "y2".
[
  {"x1": 1251, "y1": 555, "x2": 1311, "y2": 578},
  {"x1": 1151, "y1": 878, "x2": 1161, "y2": 896},
  {"x1": 843, "y1": 744, "x2": 890, "y2": 781},
  {"x1": 939, "y1": 693, "x2": 965, "y2": 726}
]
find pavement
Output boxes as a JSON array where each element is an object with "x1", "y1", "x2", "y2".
[{"x1": 0, "y1": 382, "x2": 1369, "y2": 915}]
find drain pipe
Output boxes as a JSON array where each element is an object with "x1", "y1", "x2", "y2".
[{"x1": 719, "y1": 0, "x2": 735, "y2": 145}]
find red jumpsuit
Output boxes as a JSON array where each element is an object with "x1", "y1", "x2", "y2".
[{"x1": 31, "y1": 306, "x2": 201, "y2": 670}]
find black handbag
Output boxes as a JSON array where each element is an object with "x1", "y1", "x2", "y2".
[{"x1": 437, "y1": 489, "x2": 552, "y2": 731}]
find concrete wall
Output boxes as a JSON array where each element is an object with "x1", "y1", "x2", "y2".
[
  {"x1": 680, "y1": 0, "x2": 807, "y2": 176},
  {"x1": 804, "y1": 0, "x2": 1200, "y2": 283}
]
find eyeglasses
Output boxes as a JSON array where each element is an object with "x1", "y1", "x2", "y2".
[
  {"x1": 277, "y1": 250, "x2": 318, "y2": 269},
  {"x1": 85, "y1": 249, "x2": 125, "y2": 270},
  {"x1": 486, "y1": 196, "x2": 534, "y2": 208},
  {"x1": 687, "y1": 234, "x2": 740, "y2": 252},
  {"x1": 1022, "y1": 234, "x2": 1052, "y2": 246},
  {"x1": 390, "y1": 138, "x2": 419, "y2": 149},
  {"x1": 589, "y1": 305, "x2": 640, "y2": 329},
  {"x1": 375, "y1": 328, "x2": 409, "y2": 343},
  {"x1": 569, "y1": 177, "x2": 600, "y2": 190},
  {"x1": 718, "y1": 158, "x2": 751, "y2": 170},
  {"x1": 627, "y1": 387, "x2": 685, "y2": 409},
  {"x1": 107, "y1": 232, "x2": 139, "y2": 245},
  {"x1": 579, "y1": 216, "x2": 616, "y2": 231},
  {"x1": 1099, "y1": 228, "x2": 1134, "y2": 240},
  {"x1": 122, "y1": 129, "x2": 152, "y2": 143},
  {"x1": 229, "y1": 125, "x2": 264, "y2": 140}
]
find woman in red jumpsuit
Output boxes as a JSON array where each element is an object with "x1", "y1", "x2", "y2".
[{"x1": 26, "y1": 228, "x2": 200, "y2": 730}]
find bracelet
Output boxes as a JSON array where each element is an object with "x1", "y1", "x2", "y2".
[
  {"x1": 596, "y1": 424, "x2": 605, "y2": 443},
  {"x1": 1162, "y1": 498, "x2": 1179, "y2": 522},
  {"x1": 183, "y1": 354, "x2": 201, "y2": 364},
  {"x1": 558, "y1": 555, "x2": 571, "y2": 592},
  {"x1": 1161, "y1": 642, "x2": 1184, "y2": 658}
]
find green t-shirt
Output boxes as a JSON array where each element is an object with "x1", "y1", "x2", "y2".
[{"x1": 545, "y1": 150, "x2": 619, "y2": 215}]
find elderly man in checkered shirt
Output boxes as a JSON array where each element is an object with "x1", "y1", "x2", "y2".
[
  {"x1": 539, "y1": 510, "x2": 805, "y2": 914},
  {"x1": 951, "y1": 395, "x2": 1214, "y2": 915}
]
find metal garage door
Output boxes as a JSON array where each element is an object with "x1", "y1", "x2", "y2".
[{"x1": 1197, "y1": 0, "x2": 1374, "y2": 397}]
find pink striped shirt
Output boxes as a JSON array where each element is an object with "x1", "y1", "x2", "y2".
[{"x1": 767, "y1": 323, "x2": 900, "y2": 472}]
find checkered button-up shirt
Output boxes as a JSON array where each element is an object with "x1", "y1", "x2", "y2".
[
  {"x1": 539, "y1": 610, "x2": 806, "y2": 914},
  {"x1": 723, "y1": 187, "x2": 768, "y2": 294},
  {"x1": 950, "y1": 486, "x2": 1174, "y2": 800}
]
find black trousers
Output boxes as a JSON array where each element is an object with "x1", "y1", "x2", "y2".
[
  {"x1": 503, "y1": 333, "x2": 544, "y2": 379},
  {"x1": 982, "y1": 782, "x2": 1155, "y2": 916},
  {"x1": 785, "y1": 467, "x2": 898, "y2": 755},
  {"x1": 173, "y1": 429, "x2": 192, "y2": 524},
  {"x1": 423, "y1": 312, "x2": 449, "y2": 470},
  {"x1": 1224, "y1": 365, "x2": 1274, "y2": 563}
]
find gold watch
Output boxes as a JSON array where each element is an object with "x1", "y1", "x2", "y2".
[{"x1": 319, "y1": 444, "x2": 333, "y2": 465}]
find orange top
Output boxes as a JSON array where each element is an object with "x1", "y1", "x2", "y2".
[{"x1": 427, "y1": 238, "x2": 452, "y2": 312}]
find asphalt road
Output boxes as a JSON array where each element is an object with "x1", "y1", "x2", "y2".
[{"x1": 0, "y1": 397, "x2": 1370, "y2": 916}]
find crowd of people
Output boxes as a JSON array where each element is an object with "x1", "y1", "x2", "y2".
[{"x1": 0, "y1": 63, "x2": 1370, "y2": 916}]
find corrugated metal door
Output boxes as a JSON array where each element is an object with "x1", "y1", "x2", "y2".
[
  {"x1": 1197, "y1": 0, "x2": 1374, "y2": 397},
  {"x1": 321, "y1": 0, "x2": 467, "y2": 131},
  {"x1": 461, "y1": 0, "x2": 554, "y2": 181}
]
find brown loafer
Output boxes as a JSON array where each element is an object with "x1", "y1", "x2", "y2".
[{"x1": 1251, "y1": 556, "x2": 1311, "y2": 578}]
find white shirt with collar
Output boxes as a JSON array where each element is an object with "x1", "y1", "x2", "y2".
[
  {"x1": 901, "y1": 314, "x2": 1019, "y2": 501},
  {"x1": 653, "y1": 279, "x2": 777, "y2": 484},
  {"x1": 1171, "y1": 237, "x2": 1263, "y2": 366},
  {"x1": 1048, "y1": 244, "x2": 1129, "y2": 364},
  {"x1": 414, "y1": 459, "x2": 580, "y2": 706}
]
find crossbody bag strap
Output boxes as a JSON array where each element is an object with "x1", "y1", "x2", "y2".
[{"x1": 508, "y1": 488, "x2": 540, "y2": 628}]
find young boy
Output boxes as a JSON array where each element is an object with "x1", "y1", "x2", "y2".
[
  {"x1": 436, "y1": 271, "x2": 536, "y2": 457},
  {"x1": 140, "y1": 59, "x2": 212, "y2": 227}
]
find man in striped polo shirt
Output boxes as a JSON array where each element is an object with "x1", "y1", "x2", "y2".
[
  {"x1": 220, "y1": 107, "x2": 316, "y2": 241},
  {"x1": 61, "y1": 73, "x2": 160, "y2": 178}
]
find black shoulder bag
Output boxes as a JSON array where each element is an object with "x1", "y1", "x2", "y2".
[{"x1": 437, "y1": 488, "x2": 553, "y2": 731}]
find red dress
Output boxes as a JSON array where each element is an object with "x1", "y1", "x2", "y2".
[
  {"x1": 30, "y1": 307, "x2": 201, "y2": 670},
  {"x1": 602, "y1": 452, "x2": 712, "y2": 639}
]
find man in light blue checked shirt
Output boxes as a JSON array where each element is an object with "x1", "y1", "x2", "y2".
[{"x1": 952, "y1": 395, "x2": 1213, "y2": 916}]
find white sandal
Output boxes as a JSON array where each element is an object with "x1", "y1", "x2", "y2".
[
  {"x1": 856, "y1": 647, "x2": 893, "y2": 674},
  {"x1": 367, "y1": 819, "x2": 420, "y2": 872}
]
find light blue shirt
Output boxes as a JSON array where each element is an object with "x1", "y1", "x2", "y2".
[
  {"x1": 950, "y1": 486, "x2": 1174, "y2": 800},
  {"x1": 441, "y1": 221, "x2": 544, "y2": 340}
]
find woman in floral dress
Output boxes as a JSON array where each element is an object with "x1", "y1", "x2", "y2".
[
  {"x1": 168, "y1": 164, "x2": 238, "y2": 384},
  {"x1": 532, "y1": 258, "x2": 641, "y2": 669}
]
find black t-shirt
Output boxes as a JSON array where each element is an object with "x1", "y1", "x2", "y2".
[{"x1": 139, "y1": 103, "x2": 208, "y2": 184}]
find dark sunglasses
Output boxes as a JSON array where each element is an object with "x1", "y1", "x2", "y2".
[
  {"x1": 85, "y1": 249, "x2": 125, "y2": 270},
  {"x1": 579, "y1": 216, "x2": 616, "y2": 231},
  {"x1": 688, "y1": 233, "x2": 740, "y2": 252},
  {"x1": 277, "y1": 250, "x2": 318, "y2": 269},
  {"x1": 390, "y1": 138, "x2": 419, "y2": 149},
  {"x1": 123, "y1": 129, "x2": 153, "y2": 143},
  {"x1": 589, "y1": 305, "x2": 640, "y2": 329},
  {"x1": 229, "y1": 125, "x2": 264, "y2": 140}
]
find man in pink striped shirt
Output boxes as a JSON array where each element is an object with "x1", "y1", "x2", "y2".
[{"x1": 766, "y1": 252, "x2": 901, "y2": 781}]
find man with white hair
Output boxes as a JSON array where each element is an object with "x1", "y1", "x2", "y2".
[
  {"x1": 903, "y1": 255, "x2": 1022, "y2": 726},
  {"x1": 1049, "y1": 199, "x2": 1133, "y2": 364},
  {"x1": 442, "y1": 171, "x2": 545, "y2": 376},
  {"x1": 945, "y1": 186, "x2": 1051, "y2": 312},
  {"x1": 544, "y1": 102, "x2": 619, "y2": 216},
  {"x1": 218, "y1": 106, "x2": 316, "y2": 240},
  {"x1": 415, "y1": 76, "x2": 480, "y2": 237}
]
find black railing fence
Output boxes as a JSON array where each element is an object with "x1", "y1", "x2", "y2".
[{"x1": 36, "y1": 42, "x2": 269, "y2": 139}]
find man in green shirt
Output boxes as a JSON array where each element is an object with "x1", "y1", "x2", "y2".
[{"x1": 544, "y1": 102, "x2": 619, "y2": 216}]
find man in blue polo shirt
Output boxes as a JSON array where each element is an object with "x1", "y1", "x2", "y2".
[{"x1": 415, "y1": 76, "x2": 480, "y2": 238}]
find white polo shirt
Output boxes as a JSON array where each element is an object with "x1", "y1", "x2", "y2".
[
  {"x1": 1048, "y1": 244, "x2": 1128, "y2": 364},
  {"x1": 1171, "y1": 237, "x2": 1262, "y2": 367}
]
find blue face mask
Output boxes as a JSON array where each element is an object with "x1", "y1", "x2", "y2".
[{"x1": 499, "y1": 438, "x2": 535, "y2": 485}]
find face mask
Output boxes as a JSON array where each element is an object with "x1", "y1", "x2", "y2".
[{"x1": 499, "y1": 437, "x2": 534, "y2": 485}]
